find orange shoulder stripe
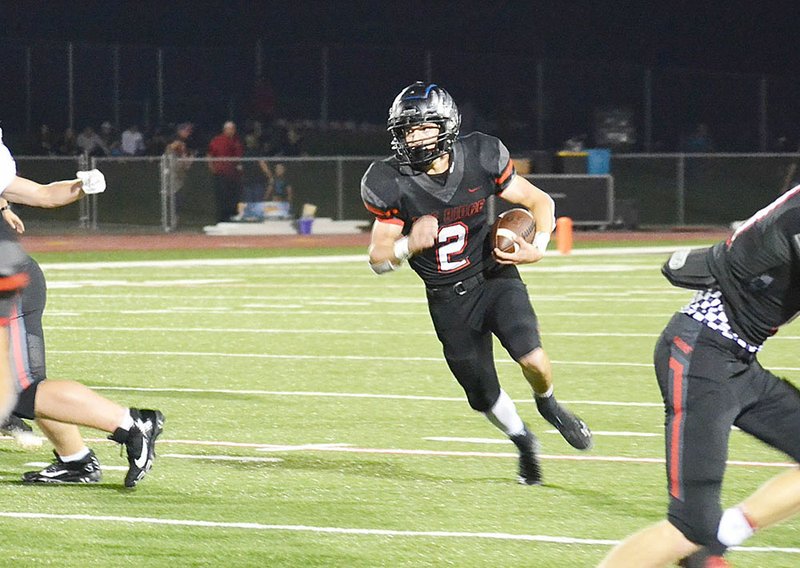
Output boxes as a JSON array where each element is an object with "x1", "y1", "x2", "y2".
[{"x1": 495, "y1": 159, "x2": 515, "y2": 186}]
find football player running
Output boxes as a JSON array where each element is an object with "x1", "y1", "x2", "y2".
[
  {"x1": 0, "y1": 128, "x2": 164, "y2": 488},
  {"x1": 601, "y1": 189, "x2": 800, "y2": 567},
  {"x1": 361, "y1": 82, "x2": 592, "y2": 485}
]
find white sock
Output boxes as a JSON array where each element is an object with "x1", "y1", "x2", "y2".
[
  {"x1": 117, "y1": 409, "x2": 134, "y2": 431},
  {"x1": 484, "y1": 389, "x2": 526, "y2": 436},
  {"x1": 59, "y1": 447, "x2": 90, "y2": 462},
  {"x1": 534, "y1": 385, "x2": 554, "y2": 399},
  {"x1": 717, "y1": 506, "x2": 755, "y2": 547}
]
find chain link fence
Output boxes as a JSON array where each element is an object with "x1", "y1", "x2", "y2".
[{"x1": 9, "y1": 153, "x2": 800, "y2": 232}]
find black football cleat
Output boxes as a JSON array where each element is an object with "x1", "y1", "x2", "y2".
[
  {"x1": 510, "y1": 425, "x2": 542, "y2": 485},
  {"x1": 536, "y1": 397, "x2": 593, "y2": 450},
  {"x1": 110, "y1": 409, "x2": 164, "y2": 488},
  {"x1": 22, "y1": 449, "x2": 102, "y2": 483}
]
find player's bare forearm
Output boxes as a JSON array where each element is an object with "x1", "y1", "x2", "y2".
[
  {"x1": 368, "y1": 237, "x2": 397, "y2": 265},
  {"x1": 3, "y1": 176, "x2": 83, "y2": 208},
  {"x1": 368, "y1": 220, "x2": 405, "y2": 271},
  {"x1": 527, "y1": 189, "x2": 555, "y2": 235},
  {"x1": 499, "y1": 177, "x2": 555, "y2": 234},
  {"x1": 367, "y1": 215, "x2": 436, "y2": 274}
]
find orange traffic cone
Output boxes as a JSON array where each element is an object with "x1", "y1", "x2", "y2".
[{"x1": 556, "y1": 216, "x2": 573, "y2": 255}]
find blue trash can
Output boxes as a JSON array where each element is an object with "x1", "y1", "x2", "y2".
[
  {"x1": 298, "y1": 218, "x2": 314, "y2": 234},
  {"x1": 587, "y1": 149, "x2": 611, "y2": 174}
]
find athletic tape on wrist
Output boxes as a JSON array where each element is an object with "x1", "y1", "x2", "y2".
[
  {"x1": 393, "y1": 237, "x2": 410, "y2": 261},
  {"x1": 533, "y1": 231, "x2": 551, "y2": 252}
]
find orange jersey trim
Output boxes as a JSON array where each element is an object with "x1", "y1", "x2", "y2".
[
  {"x1": 0, "y1": 273, "x2": 29, "y2": 292},
  {"x1": 495, "y1": 159, "x2": 515, "y2": 186},
  {"x1": 376, "y1": 217, "x2": 404, "y2": 226}
]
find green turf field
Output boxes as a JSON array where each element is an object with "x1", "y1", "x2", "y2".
[{"x1": 1, "y1": 243, "x2": 798, "y2": 567}]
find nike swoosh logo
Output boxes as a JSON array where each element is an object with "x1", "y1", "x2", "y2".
[
  {"x1": 134, "y1": 420, "x2": 150, "y2": 468},
  {"x1": 39, "y1": 468, "x2": 70, "y2": 478},
  {"x1": 467, "y1": 186, "x2": 481, "y2": 193},
  {"x1": 134, "y1": 442, "x2": 149, "y2": 468}
]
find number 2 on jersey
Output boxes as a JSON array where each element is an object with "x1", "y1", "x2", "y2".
[{"x1": 436, "y1": 222, "x2": 471, "y2": 272}]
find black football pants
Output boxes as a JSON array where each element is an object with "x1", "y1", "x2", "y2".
[{"x1": 426, "y1": 268, "x2": 541, "y2": 412}]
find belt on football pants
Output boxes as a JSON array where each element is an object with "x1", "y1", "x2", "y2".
[
  {"x1": 695, "y1": 318, "x2": 758, "y2": 363},
  {"x1": 425, "y1": 272, "x2": 485, "y2": 301}
]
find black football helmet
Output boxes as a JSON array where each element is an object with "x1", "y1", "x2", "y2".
[{"x1": 387, "y1": 82, "x2": 460, "y2": 170}]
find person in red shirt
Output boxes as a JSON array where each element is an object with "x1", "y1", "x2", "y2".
[{"x1": 207, "y1": 121, "x2": 244, "y2": 222}]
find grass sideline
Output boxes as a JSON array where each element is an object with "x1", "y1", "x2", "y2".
[{"x1": 1, "y1": 237, "x2": 797, "y2": 567}]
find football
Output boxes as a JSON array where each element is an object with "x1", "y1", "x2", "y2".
[{"x1": 492, "y1": 208, "x2": 536, "y2": 254}]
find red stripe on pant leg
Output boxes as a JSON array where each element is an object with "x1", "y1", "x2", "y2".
[
  {"x1": 673, "y1": 336, "x2": 693, "y2": 355},
  {"x1": 8, "y1": 303, "x2": 30, "y2": 390},
  {"x1": 668, "y1": 355, "x2": 685, "y2": 500}
]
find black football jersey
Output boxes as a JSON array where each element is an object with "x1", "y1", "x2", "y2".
[
  {"x1": 708, "y1": 185, "x2": 800, "y2": 345},
  {"x1": 361, "y1": 132, "x2": 516, "y2": 285}
]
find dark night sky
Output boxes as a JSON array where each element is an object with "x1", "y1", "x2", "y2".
[{"x1": 3, "y1": 0, "x2": 800, "y2": 76}]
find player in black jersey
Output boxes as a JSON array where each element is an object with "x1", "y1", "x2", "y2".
[
  {"x1": 0, "y1": 130, "x2": 164, "y2": 487},
  {"x1": 602, "y1": 188, "x2": 800, "y2": 567},
  {"x1": 362, "y1": 82, "x2": 592, "y2": 485}
]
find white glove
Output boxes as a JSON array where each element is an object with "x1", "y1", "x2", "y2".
[{"x1": 76, "y1": 169, "x2": 106, "y2": 194}]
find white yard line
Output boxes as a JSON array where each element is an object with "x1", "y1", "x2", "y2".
[
  {"x1": 56, "y1": 324, "x2": 800, "y2": 341},
  {"x1": 44, "y1": 309, "x2": 673, "y2": 318},
  {"x1": 47, "y1": 325, "x2": 665, "y2": 339},
  {"x1": 295, "y1": 446, "x2": 795, "y2": 468},
  {"x1": 89, "y1": 385, "x2": 664, "y2": 406},
  {"x1": 40, "y1": 255, "x2": 369, "y2": 271},
  {"x1": 23, "y1": 455, "x2": 283, "y2": 470},
  {"x1": 0, "y1": 511, "x2": 618, "y2": 545},
  {"x1": 50, "y1": 348, "x2": 800, "y2": 372},
  {"x1": 0, "y1": 511, "x2": 794, "y2": 555},
  {"x1": 427, "y1": 432, "x2": 662, "y2": 443},
  {"x1": 34, "y1": 436, "x2": 787, "y2": 469},
  {"x1": 46, "y1": 349, "x2": 655, "y2": 368},
  {"x1": 37, "y1": 247, "x2": 679, "y2": 272}
]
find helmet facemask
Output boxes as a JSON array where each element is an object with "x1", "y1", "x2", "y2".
[{"x1": 388, "y1": 83, "x2": 460, "y2": 171}]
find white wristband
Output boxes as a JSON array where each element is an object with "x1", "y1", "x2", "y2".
[
  {"x1": 532, "y1": 231, "x2": 551, "y2": 252},
  {"x1": 393, "y1": 237, "x2": 410, "y2": 261}
]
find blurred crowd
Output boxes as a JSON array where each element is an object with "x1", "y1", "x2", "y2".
[{"x1": 22, "y1": 118, "x2": 307, "y2": 160}]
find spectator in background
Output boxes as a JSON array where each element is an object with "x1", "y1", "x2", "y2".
[
  {"x1": 100, "y1": 121, "x2": 121, "y2": 155},
  {"x1": 165, "y1": 123, "x2": 196, "y2": 158},
  {"x1": 120, "y1": 125, "x2": 145, "y2": 156},
  {"x1": 76, "y1": 126, "x2": 109, "y2": 157},
  {"x1": 35, "y1": 125, "x2": 56, "y2": 156},
  {"x1": 99, "y1": 121, "x2": 115, "y2": 145},
  {"x1": 176, "y1": 122, "x2": 198, "y2": 156},
  {"x1": 144, "y1": 125, "x2": 171, "y2": 156},
  {"x1": 236, "y1": 133, "x2": 270, "y2": 221},
  {"x1": 282, "y1": 126, "x2": 305, "y2": 157},
  {"x1": 265, "y1": 162, "x2": 293, "y2": 216},
  {"x1": 164, "y1": 122, "x2": 196, "y2": 220},
  {"x1": 683, "y1": 123, "x2": 715, "y2": 153},
  {"x1": 57, "y1": 128, "x2": 79, "y2": 156},
  {"x1": 207, "y1": 121, "x2": 243, "y2": 222}
]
